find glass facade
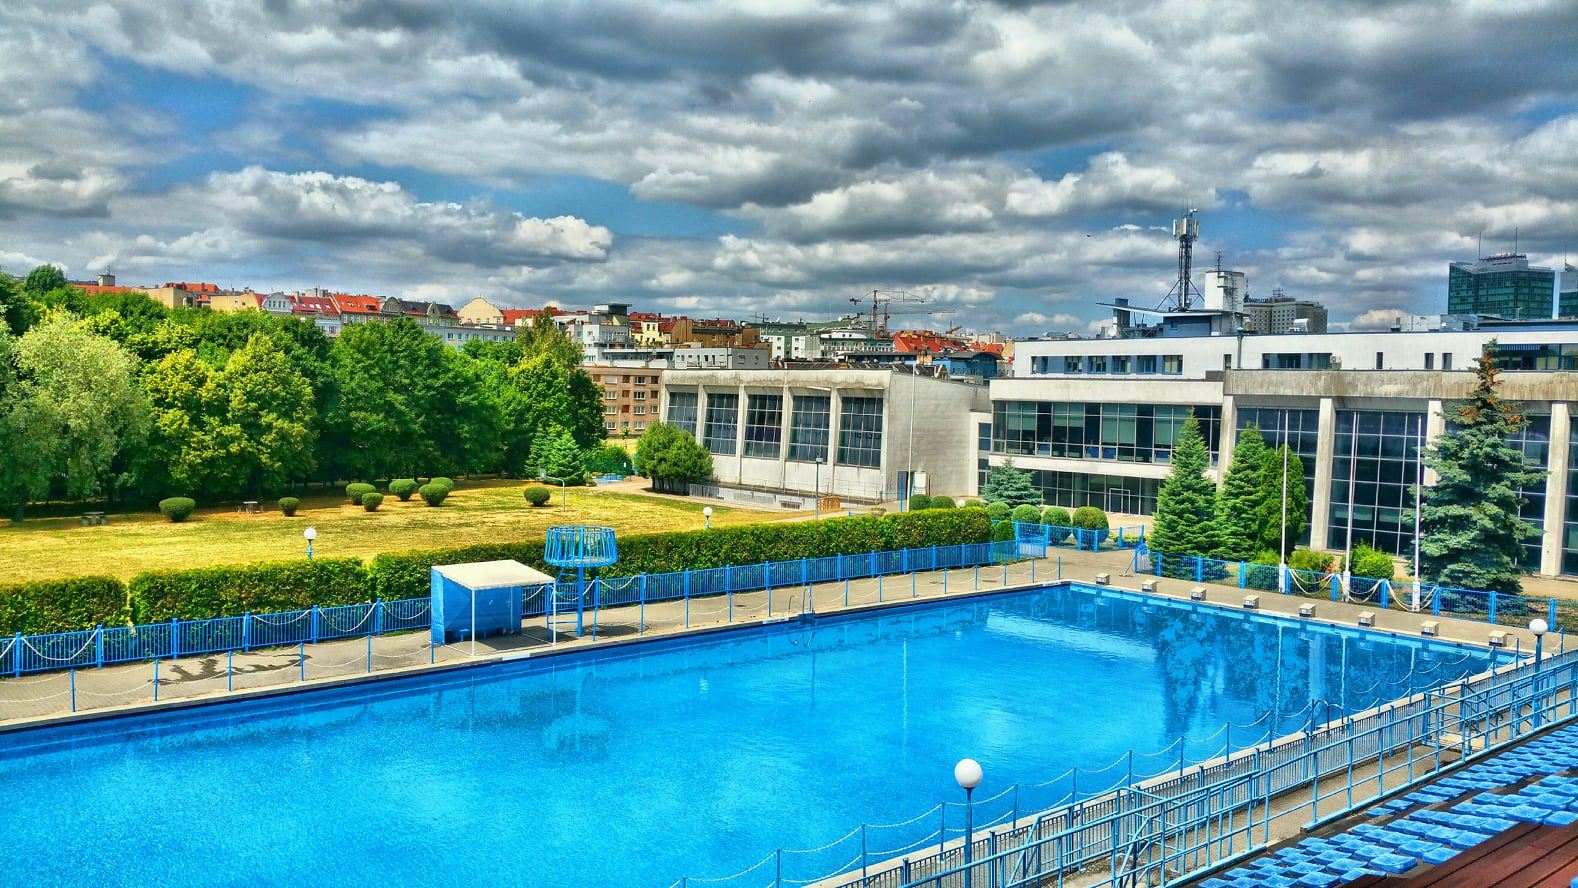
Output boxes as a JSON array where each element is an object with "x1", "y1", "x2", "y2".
[
  {"x1": 1328, "y1": 411, "x2": 1426, "y2": 557},
  {"x1": 1447, "y1": 261, "x2": 1557, "y2": 321},
  {"x1": 991, "y1": 402, "x2": 1222, "y2": 465},
  {"x1": 666, "y1": 391, "x2": 698, "y2": 437},
  {"x1": 1026, "y1": 470, "x2": 1161, "y2": 515},
  {"x1": 787, "y1": 395, "x2": 831, "y2": 462},
  {"x1": 1028, "y1": 354, "x2": 1184, "y2": 375},
  {"x1": 1507, "y1": 414, "x2": 1551, "y2": 570},
  {"x1": 1236, "y1": 408, "x2": 1319, "y2": 546},
  {"x1": 837, "y1": 396, "x2": 884, "y2": 468},
  {"x1": 1565, "y1": 422, "x2": 1578, "y2": 575},
  {"x1": 743, "y1": 394, "x2": 783, "y2": 458},
  {"x1": 1494, "y1": 344, "x2": 1578, "y2": 371},
  {"x1": 702, "y1": 393, "x2": 739, "y2": 455}
]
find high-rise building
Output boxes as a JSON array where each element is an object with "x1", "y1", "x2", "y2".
[
  {"x1": 1242, "y1": 290, "x2": 1329, "y2": 334},
  {"x1": 1561, "y1": 264, "x2": 1577, "y2": 319},
  {"x1": 1447, "y1": 253, "x2": 1557, "y2": 320}
]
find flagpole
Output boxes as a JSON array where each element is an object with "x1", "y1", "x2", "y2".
[
  {"x1": 1412, "y1": 414, "x2": 1424, "y2": 611},
  {"x1": 1342, "y1": 416, "x2": 1357, "y2": 599},
  {"x1": 1279, "y1": 409, "x2": 1289, "y2": 595}
]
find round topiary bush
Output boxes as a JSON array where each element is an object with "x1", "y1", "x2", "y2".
[
  {"x1": 345, "y1": 482, "x2": 376, "y2": 505},
  {"x1": 277, "y1": 496, "x2": 300, "y2": 517},
  {"x1": 985, "y1": 501, "x2": 1011, "y2": 521},
  {"x1": 159, "y1": 497, "x2": 196, "y2": 523},
  {"x1": 389, "y1": 479, "x2": 418, "y2": 502},
  {"x1": 1348, "y1": 543, "x2": 1396, "y2": 580},
  {"x1": 1041, "y1": 506, "x2": 1072, "y2": 528},
  {"x1": 419, "y1": 483, "x2": 449, "y2": 506},
  {"x1": 1071, "y1": 506, "x2": 1109, "y2": 532},
  {"x1": 361, "y1": 492, "x2": 385, "y2": 512},
  {"x1": 907, "y1": 494, "x2": 931, "y2": 511},
  {"x1": 429, "y1": 477, "x2": 455, "y2": 492},
  {"x1": 524, "y1": 486, "x2": 552, "y2": 507},
  {"x1": 992, "y1": 519, "x2": 1017, "y2": 542},
  {"x1": 930, "y1": 497, "x2": 956, "y2": 509},
  {"x1": 1010, "y1": 503, "x2": 1041, "y2": 523}
]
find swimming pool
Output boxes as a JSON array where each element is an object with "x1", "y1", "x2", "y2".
[{"x1": 0, "y1": 583, "x2": 1502, "y2": 887}]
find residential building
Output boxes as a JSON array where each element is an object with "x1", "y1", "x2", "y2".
[
  {"x1": 209, "y1": 292, "x2": 263, "y2": 312},
  {"x1": 1448, "y1": 253, "x2": 1557, "y2": 320},
  {"x1": 668, "y1": 317, "x2": 760, "y2": 348},
  {"x1": 457, "y1": 297, "x2": 505, "y2": 326},
  {"x1": 588, "y1": 364, "x2": 665, "y2": 437},
  {"x1": 1561, "y1": 264, "x2": 1577, "y2": 319},
  {"x1": 661, "y1": 367, "x2": 988, "y2": 506},
  {"x1": 1242, "y1": 291, "x2": 1330, "y2": 334},
  {"x1": 72, "y1": 273, "x2": 149, "y2": 298},
  {"x1": 145, "y1": 282, "x2": 224, "y2": 309},
  {"x1": 584, "y1": 343, "x2": 772, "y2": 369}
]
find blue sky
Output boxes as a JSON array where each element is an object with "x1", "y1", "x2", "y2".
[{"x1": 1, "y1": 0, "x2": 1575, "y2": 333}]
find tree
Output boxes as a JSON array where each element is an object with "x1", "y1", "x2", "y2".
[
  {"x1": 635, "y1": 422, "x2": 712, "y2": 493},
  {"x1": 1257, "y1": 446, "x2": 1308, "y2": 556},
  {"x1": 137, "y1": 349, "x2": 217, "y2": 497},
  {"x1": 323, "y1": 319, "x2": 460, "y2": 479},
  {"x1": 203, "y1": 333, "x2": 318, "y2": 495},
  {"x1": 980, "y1": 460, "x2": 1042, "y2": 507},
  {"x1": 0, "y1": 275, "x2": 34, "y2": 336},
  {"x1": 1148, "y1": 411, "x2": 1218, "y2": 557},
  {"x1": 21, "y1": 264, "x2": 67, "y2": 298},
  {"x1": 0, "y1": 332, "x2": 57, "y2": 520},
  {"x1": 10, "y1": 315, "x2": 146, "y2": 506},
  {"x1": 526, "y1": 424, "x2": 586, "y2": 481},
  {"x1": 1213, "y1": 425, "x2": 1268, "y2": 561},
  {"x1": 1419, "y1": 344, "x2": 1545, "y2": 593}
]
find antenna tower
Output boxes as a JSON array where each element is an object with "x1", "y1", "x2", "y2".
[{"x1": 1159, "y1": 209, "x2": 1202, "y2": 311}]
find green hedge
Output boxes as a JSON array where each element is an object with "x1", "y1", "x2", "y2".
[
  {"x1": 128, "y1": 558, "x2": 372, "y2": 622},
  {"x1": 0, "y1": 576, "x2": 128, "y2": 634}
]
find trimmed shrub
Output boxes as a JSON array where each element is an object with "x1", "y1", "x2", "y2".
[
  {"x1": 0, "y1": 576, "x2": 128, "y2": 635},
  {"x1": 1041, "y1": 506, "x2": 1072, "y2": 528},
  {"x1": 429, "y1": 477, "x2": 455, "y2": 492},
  {"x1": 908, "y1": 494, "x2": 931, "y2": 511},
  {"x1": 158, "y1": 497, "x2": 196, "y2": 522},
  {"x1": 345, "y1": 482, "x2": 376, "y2": 505},
  {"x1": 1071, "y1": 506, "x2": 1109, "y2": 532},
  {"x1": 277, "y1": 496, "x2": 300, "y2": 517},
  {"x1": 524, "y1": 486, "x2": 552, "y2": 506},
  {"x1": 930, "y1": 497, "x2": 956, "y2": 509},
  {"x1": 992, "y1": 519, "x2": 1017, "y2": 542},
  {"x1": 389, "y1": 479, "x2": 418, "y2": 502},
  {"x1": 418, "y1": 483, "x2": 449, "y2": 506},
  {"x1": 985, "y1": 501, "x2": 1011, "y2": 521},
  {"x1": 1010, "y1": 504, "x2": 1041, "y2": 524},
  {"x1": 361, "y1": 492, "x2": 385, "y2": 512},
  {"x1": 869, "y1": 506, "x2": 886, "y2": 517},
  {"x1": 1347, "y1": 542, "x2": 1396, "y2": 580},
  {"x1": 129, "y1": 559, "x2": 371, "y2": 622},
  {"x1": 1289, "y1": 548, "x2": 1335, "y2": 573}
]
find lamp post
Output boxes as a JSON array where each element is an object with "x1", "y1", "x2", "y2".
[
  {"x1": 1531, "y1": 618, "x2": 1548, "y2": 727},
  {"x1": 539, "y1": 470, "x2": 568, "y2": 512},
  {"x1": 303, "y1": 526, "x2": 316, "y2": 560},
  {"x1": 703, "y1": 506, "x2": 712, "y2": 530},
  {"x1": 814, "y1": 457, "x2": 825, "y2": 520},
  {"x1": 954, "y1": 758, "x2": 982, "y2": 888}
]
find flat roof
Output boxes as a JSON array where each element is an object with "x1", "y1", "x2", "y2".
[{"x1": 432, "y1": 559, "x2": 555, "y2": 589}]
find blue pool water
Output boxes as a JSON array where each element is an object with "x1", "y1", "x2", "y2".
[{"x1": 0, "y1": 584, "x2": 1502, "y2": 887}]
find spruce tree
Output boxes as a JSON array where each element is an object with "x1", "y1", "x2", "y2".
[
  {"x1": 981, "y1": 460, "x2": 1043, "y2": 507},
  {"x1": 1214, "y1": 425, "x2": 1268, "y2": 561},
  {"x1": 1419, "y1": 344, "x2": 1545, "y2": 594},
  {"x1": 1256, "y1": 447, "x2": 1308, "y2": 556},
  {"x1": 1148, "y1": 412, "x2": 1218, "y2": 556}
]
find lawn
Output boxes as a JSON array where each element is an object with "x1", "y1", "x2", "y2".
[{"x1": 0, "y1": 479, "x2": 793, "y2": 582}]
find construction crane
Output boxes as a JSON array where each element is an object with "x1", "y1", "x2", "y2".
[{"x1": 849, "y1": 289, "x2": 957, "y2": 336}]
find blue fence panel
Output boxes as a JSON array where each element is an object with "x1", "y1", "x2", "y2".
[
  {"x1": 1243, "y1": 562, "x2": 1281, "y2": 591},
  {"x1": 768, "y1": 560, "x2": 802, "y2": 588},
  {"x1": 178, "y1": 614, "x2": 246, "y2": 656},
  {"x1": 732, "y1": 563, "x2": 766, "y2": 593},
  {"x1": 103, "y1": 623, "x2": 172, "y2": 664},
  {"x1": 16, "y1": 628, "x2": 99, "y2": 673},
  {"x1": 249, "y1": 609, "x2": 312, "y2": 649},
  {"x1": 807, "y1": 555, "x2": 842, "y2": 584},
  {"x1": 381, "y1": 597, "x2": 430, "y2": 632},
  {"x1": 597, "y1": 577, "x2": 643, "y2": 609},
  {"x1": 640, "y1": 571, "x2": 686, "y2": 603},
  {"x1": 316, "y1": 603, "x2": 376, "y2": 641}
]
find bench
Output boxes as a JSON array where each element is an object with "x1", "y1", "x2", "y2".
[
  {"x1": 80, "y1": 511, "x2": 106, "y2": 526},
  {"x1": 238, "y1": 500, "x2": 261, "y2": 515}
]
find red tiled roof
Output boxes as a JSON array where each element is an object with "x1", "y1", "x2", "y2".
[{"x1": 334, "y1": 294, "x2": 382, "y2": 313}]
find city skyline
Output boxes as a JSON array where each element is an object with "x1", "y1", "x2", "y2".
[{"x1": 2, "y1": 0, "x2": 1574, "y2": 334}]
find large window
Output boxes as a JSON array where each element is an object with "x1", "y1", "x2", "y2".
[
  {"x1": 1025, "y1": 469, "x2": 1161, "y2": 515},
  {"x1": 837, "y1": 396, "x2": 884, "y2": 467},
  {"x1": 743, "y1": 394, "x2": 783, "y2": 458},
  {"x1": 1508, "y1": 414, "x2": 1550, "y2": 570},
  {"x1": 666, "y1": 391, "x2": 698, "y2": 436},
  {"x1": 991, "y1": 402, "x2": 1222, "y2": 465},
  {"x1": 1328, "y1": 411, "x2": 1425, "y2": 557},
  {"x1": 702, "y1": 393, "x2": 739, "y2": 454},
  {"x1": 1237, "y1": 408, "x2": 1320, "y2": 545},
  {"x1": 788, "y1": 395, "x2": 831, "y2": 462}
]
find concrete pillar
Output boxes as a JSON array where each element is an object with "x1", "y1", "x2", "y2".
[
  {"x1": 777, "y1": 385, "x2": 792, "y2": 493},
  {"x1": 1217, "y1": 395, "x2": 1237, "y2": 485},
  {"x1": 1541, "y1": 403, "x2": 1571, "y2": 576},
  {"x1": 1423, "y1": 400, "x2": 1445, "y2": 486},
  {"x1": 734, "y1": 384, "x2": 747, "y2": 480},
  {"x1": 1311, "y1": 398, "x2": 1337, "y2": 551}
]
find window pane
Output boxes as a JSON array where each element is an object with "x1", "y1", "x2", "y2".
[
  {"x1": 788, "y1": 395, "x2": 831, "y2": 462},
  {"x1": 743, "y1": 394, "x2": 784, "y2": 458},
  {"x1": 702, "y1": 393, "x2": 739, "y2": 455},
  {"x1": 837, "y1": 396, "x2": 884, "y2": 467}
]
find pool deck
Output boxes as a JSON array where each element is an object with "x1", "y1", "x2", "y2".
[{"x1": 0, "y1": 546, "x2": 1553, "y2": 736}]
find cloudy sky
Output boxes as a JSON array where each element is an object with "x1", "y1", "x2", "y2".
[{"x1": 2, "y1": 0, "x2": 1575, "y2": 334}]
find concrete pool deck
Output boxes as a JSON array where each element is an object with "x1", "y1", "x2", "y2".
[{"x1": 0, "y1": 546, "x2": 1553, "y2": 733}]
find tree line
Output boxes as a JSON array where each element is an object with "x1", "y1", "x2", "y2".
[{"x1": 0, "y1": 266, "x2": 606, "y2": 519}]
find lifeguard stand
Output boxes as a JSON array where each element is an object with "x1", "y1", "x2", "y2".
[{"x1": 543, "y1": 526, "x2": 618, "y2": 637}]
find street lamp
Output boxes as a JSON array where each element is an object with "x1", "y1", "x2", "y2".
[
  {"x1": 1531, "y1": 618, "x2": 1548, "y2": 728},
  {"x1": 539, "y1": 470, "x2": 568, "y2": 512},
  {"x1": 303, "y1": 526, "x2": 317, "y2": 560},
  {"x1": 814, "y1": 456, "x2": 825, "y2": 520},
  {"x1": 703, "y1": 506, "x2": 713, "y2": 530},
  {"x1": 954, "y1": 758, "x2": 983, "y2": 888}
]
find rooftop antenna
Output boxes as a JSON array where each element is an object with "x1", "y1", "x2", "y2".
[
  {"x1": 1215, "y1": 251, "x2": 1224, "y2": 272},
  {"x1": 1158, "y1": 208, "x2": 1201, "y2": 311}
]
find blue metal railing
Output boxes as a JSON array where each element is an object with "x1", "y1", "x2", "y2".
[
  {"x1": 1137, "y1": 547, "x2": 1571, "y2": 633},
  {"x1": 0, "y1": 540, "x2": 1024, "y2": 678}
]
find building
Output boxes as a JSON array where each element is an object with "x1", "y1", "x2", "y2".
[
  {"x1": 1448, "y1": 254, "x2": 1557, "y2": 320},
  {"x1": 1201, "y1": 268, "x2": 1247, "y2": 315},
  {"x1": 661, "y1": 368, "x2": 988, "y2": 506},
  {"x1": 587, "y1": 364, "x2": 665, "y2": 437},
  {"x1": 1242, "y1": 291, "x2": 1330, "y2": 334},
  {"x1": 457, "y1": 297, "x2": 505, "y2": 326},
  {"x1": 993, "y1": 321, "x2": 1578, "y2": 576},
  {"x1": 1561, "y1": 264, "x2": 1577, "y2": 319}
]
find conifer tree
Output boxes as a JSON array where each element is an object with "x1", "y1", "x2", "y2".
[
  {"x1": 1256, "y1": 446, "x2": 1308, "y2": 556},
  {"x1": 1214, "y1": 425, "x2": 1268, "y2": 561},
  {"x1": 980, "y1": 460, "x2": 1043, "y2": 507},
  {"x1": 1148, "y1": 411, "x2": 1218, "y2": 557},
  {"x1": 1419, "y1": 344, "x2": 1544, "y2": 594}
]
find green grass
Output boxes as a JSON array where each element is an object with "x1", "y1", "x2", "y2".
[{"x1": 0, "y1": 479, "x2": 788, "y2": 582}]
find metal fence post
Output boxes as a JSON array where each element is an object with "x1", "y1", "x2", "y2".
[
  {"x1": 227, "y1": 650, "x2": 233, "y2": 692},
  {"x1": 153, "y1": 658, "x2": 160, "y2": 701},
  {"x1": 878, "y1": 573, "x2": 883, "y2": 602},
  {"x1": 171, "y1": 617, "x2": 180, "y2": 660},
  {"x1": 299, "y1": 641, "x2": 306, "y2": 682},
  {"x1": 1239, "y1": 562, "x2": 1247, "y2": 589},
  {"x1": 11, "y1": 633, "x2": 20, "y2": 677},
  {"x1": 1380, "y1": 580, "x2": 1389, "y2": 609},
  {"x1": 1058, "y1": 555, "x2": 1062, "y2": 579},
  {"x1": 640, "y1": 575, "x2": 648, "y2": 634},
  {"x1": 943, "y1": 568, "x2": 948, "y2": 594},
  {"x1": 1194, "y1": 556, "x2": 1203, "y2": 582},
  {"x1": 95, "y1": 624, "x2": 104, "y2": 668},
  {"x1": 1489, "y1": 592, "x2": 1498, "y2": 624},
  {"x1": 243, "y1": 612, "x2": 251, "y2": 652},
  {"x1": 311, "y1": 605, "x2": 320, "y2": 644},
  {"x1": 366, "y1": 633, "x2": 373, "y2": 672},
  {"x1": 1550, "y1": 598, "x2": 1558, "y2": 629},
  {"x1": 374, "y1": 599, "x2": 383, "y2": 636},
  {"x1": 728, "y1": 581, "x2": 734, "y2": 623},
  {"x1": 70, "y1": 668, "x2": 76, "y2": 712}
]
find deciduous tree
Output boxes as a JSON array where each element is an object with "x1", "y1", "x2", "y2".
[{"x1": 635, "y1": 422, "x2": 712, "y2": 493}]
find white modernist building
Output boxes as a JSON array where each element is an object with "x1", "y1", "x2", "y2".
[
  {"x1": 661, "y1": 368, "x2": 988, "y2": 506},
  {"x1": 991, "y1": 321, "x2": 1578, "y2": 576}
]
